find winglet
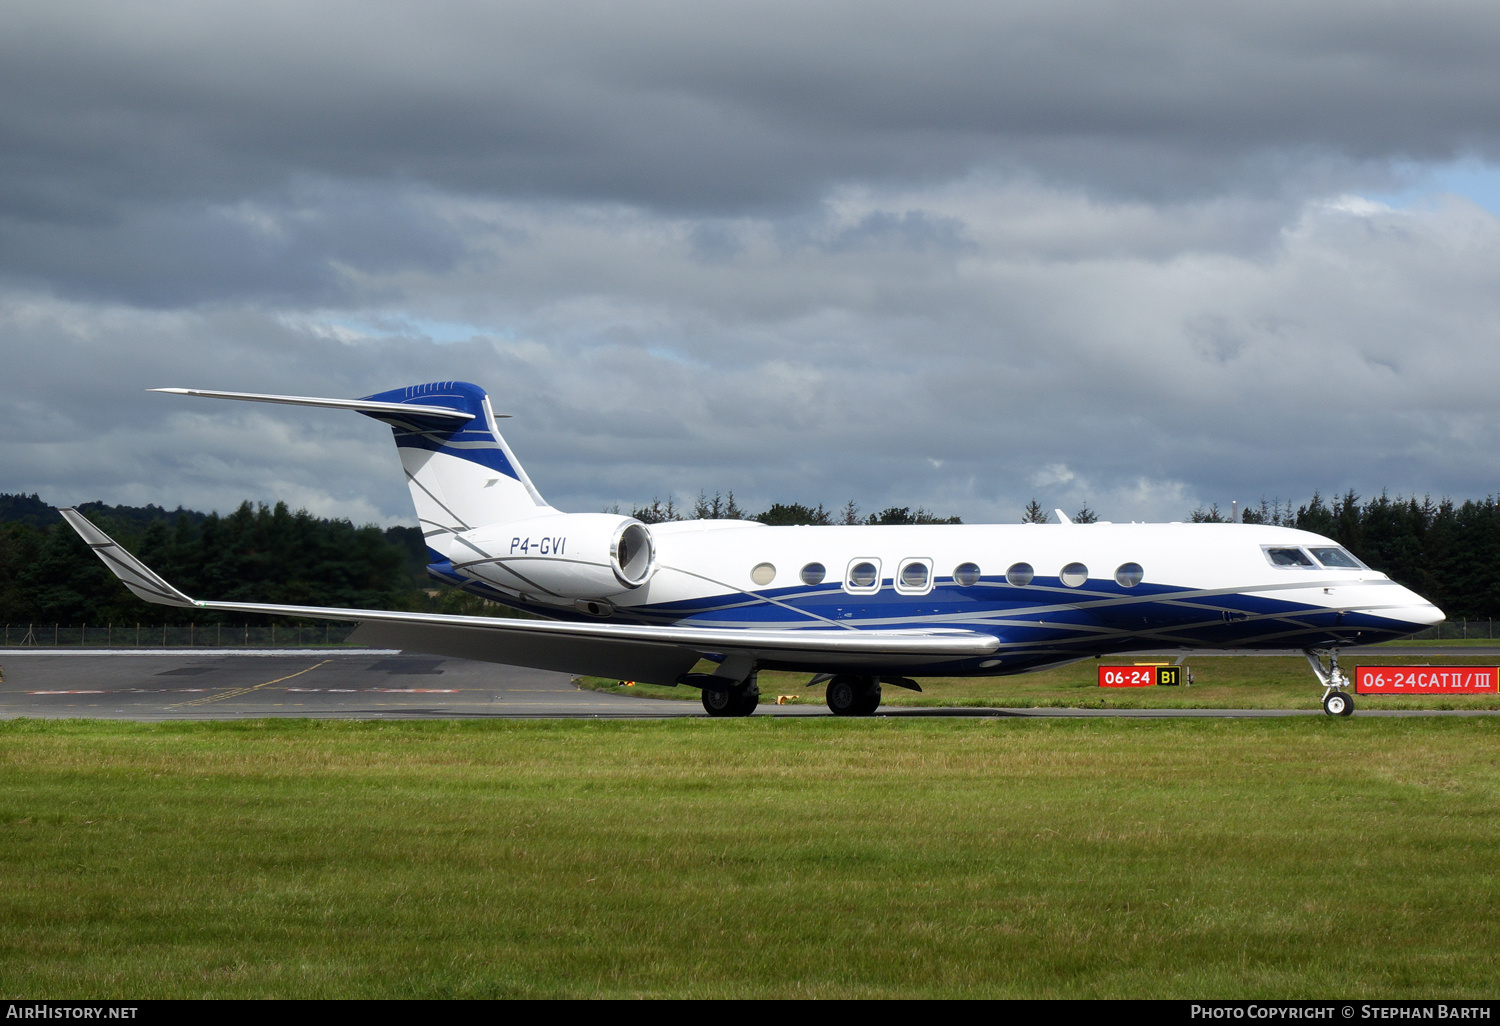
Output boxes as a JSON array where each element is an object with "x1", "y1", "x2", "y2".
[{"x1": 59, "y1": 509, "x2": 197, "y2": 608}]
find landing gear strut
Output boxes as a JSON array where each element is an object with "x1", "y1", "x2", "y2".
[
  {"x1": 700, "y1": 674, "x2": 760, "y2": 717},
  {"x1": 825, "y1": 674, "x2": 881, "y2": 716},
  {"x1": 1305, "y1": 648, "x2": 1355, "y2": 717}
]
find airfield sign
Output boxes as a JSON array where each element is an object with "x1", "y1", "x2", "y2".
[
  {"x1": 1355, "y1": 666, "x2": 1497, "y2": 695},
  {"x1": 1098, "y1": 664, "x2": 1181, "y2": 687}
]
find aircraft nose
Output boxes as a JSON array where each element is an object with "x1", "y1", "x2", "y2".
[
  {"x1": 1333, "y1": 582, "x2": 1444, "y2": 630},
  {"x1": 1409, "y1": 600, "x2": 1446, "y2": 626},
  {"x1": 1380, "y1": 587, "x2": 1444, "y2": 627}
]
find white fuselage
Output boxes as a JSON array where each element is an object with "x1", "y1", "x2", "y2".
[{"x1": 435, "y1": 516, "x2": 1443, "y2": 675}]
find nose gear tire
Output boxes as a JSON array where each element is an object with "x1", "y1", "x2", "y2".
[{"x1": 1322, "y1": 691, "x2": 1354, "y2": 717}]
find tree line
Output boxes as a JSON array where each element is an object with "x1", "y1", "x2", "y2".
[
  {"x1": 620, "y1": 491, "x2": 963, "y2": 526},
  {"x1": 0, "y1": 494, "x2": 431, "y2": 626},
  {"x1": 4, "y1": 488, "x2": 1497, "y2": 622},
  {"x1": 1025, "y1": 490, "x2": 1500, "y2": 618},
  {"x1": 0, "y1": 491, "x2": 964, "y2": 625},
  {"x1": 1238, "y1": 491, "x2": 1500, "y2": 620}
]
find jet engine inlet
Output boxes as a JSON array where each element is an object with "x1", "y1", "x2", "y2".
[
  {"x1": 612, "y1": 521, "x2": 654, "y2": 587},
  {"x1": 451, "y1": 513, "x2": 656, "y2": 601}
]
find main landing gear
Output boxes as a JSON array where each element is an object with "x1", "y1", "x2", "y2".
[
  {"x1": 681, "y1": 668, "x2": 910, "y2": 717},
  {"x1": 825, "y1": 674, "x2": 882, "y2": 716},
  {"x1": 1304, "y1": 648, "x2": 1355, "y2": 717},
  {"x1": 697, "y1": 674, "x2": 761, "y2": 717}
]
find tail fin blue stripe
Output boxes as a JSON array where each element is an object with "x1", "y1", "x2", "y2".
[{"x1": 360, "y1": 381, "x2": 521, "y2": 481}]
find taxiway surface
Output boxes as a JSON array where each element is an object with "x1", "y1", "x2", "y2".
[{"x1": 2, "y1": 648, "x2": 1497, "y2": 720}]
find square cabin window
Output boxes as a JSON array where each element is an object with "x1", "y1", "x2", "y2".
[{"x1": 894, "y1": 558, "x2": 934, "y2": 595}]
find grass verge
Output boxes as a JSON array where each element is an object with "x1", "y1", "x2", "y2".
[{"x1": 1, "y1": 716, "x2": 1497, "y2": 998}]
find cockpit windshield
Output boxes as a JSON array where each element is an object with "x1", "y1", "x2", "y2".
[
  {"x1": 1308, "y1": 546, "x2": 1365, "y2": 569},
  {"x1": 1263, "y1": 545, "x2": 1367, "y2": 570},
  {"x1": 1264, "y1": 547, "x2": 1315, "y2": 567}
]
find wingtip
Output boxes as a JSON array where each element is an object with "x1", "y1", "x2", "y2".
[{"x1": 58, "y1": 508, "x2": 196, "y2": 608}]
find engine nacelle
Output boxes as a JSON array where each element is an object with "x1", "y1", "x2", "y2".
[{"x1": 451, "y1": 513, "x2": 655, "y2": 601}]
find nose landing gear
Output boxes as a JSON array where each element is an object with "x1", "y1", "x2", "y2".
[
  {"x1": 1322, "y1": 690, "x2": 1353, "y2": 716},
  {"x1": 1305, "y1": 648, "x2": 1355, "y2": 717}
]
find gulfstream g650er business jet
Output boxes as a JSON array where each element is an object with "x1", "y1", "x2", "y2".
[{"x1": 64, "y1": 381, "x2": 1444, "y2": 717}]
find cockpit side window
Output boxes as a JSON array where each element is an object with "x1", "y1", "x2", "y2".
[
  {"x1": 1264, "y1": 546, "x2": 1316, "y2": 567},
  {"x1": 1308, "y1": 546, "x2": 1365, "y2": 569}
]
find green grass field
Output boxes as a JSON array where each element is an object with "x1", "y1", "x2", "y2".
[
  {"x1": 2, "y1": 717, "x2": 1497, "y2": 998},
  {"x1": 586, "y1": 652, "x2": 1500, "y2": 710}
]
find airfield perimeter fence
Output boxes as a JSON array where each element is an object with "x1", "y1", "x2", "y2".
[
  {"x1": 1, "y1": 622, "x2": 361, "y2": 648},
  {"x1": 1404, "y1": 619, "x2": 1500, "y2": 640},
  {"x1": 0, "y1": 619, "x2": 1492, "y2": 648}
]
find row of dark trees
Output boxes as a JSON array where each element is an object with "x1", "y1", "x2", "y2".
[
  {"x1": 610, "y1": 486, "x2": 1500, "y2": 619},
  {"x1": 1238, "y1": 491, "x2": 1500, "y2": 619},
  {"x1": 653, "y1": 489, "x2": 1500, "y2": 619},
  {"x1": 0, "y1": 494, "x2": 432, "y2": 626},
  {"x1": 622, "y1": 491, "x2": 963, "y2": 526},
  {"x1": 1033, "y1": 490, "x2": 1500, "y2": 618},
  {"x1": 0, "y1": 491, "x2": 964, "y2": 626},
  {"x1": 6, "y1": 488, "x2": 1499, "y2": 622}
]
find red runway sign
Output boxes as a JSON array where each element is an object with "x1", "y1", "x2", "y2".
[
  {"x1": 1355, "y1": 666, "x2": 1497, "y2": 695},
  {"x1": 1098, "y1": 665, "x2": 1180, "y2": 687}
]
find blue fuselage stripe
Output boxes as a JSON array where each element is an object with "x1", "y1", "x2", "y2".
[{"x1": 424, "y1": 565, "x2": 1423, "y2": 668}]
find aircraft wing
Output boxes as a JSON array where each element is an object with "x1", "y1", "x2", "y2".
[{"x1": 61, "y1": 510, "x2": 998, "y2": 684}]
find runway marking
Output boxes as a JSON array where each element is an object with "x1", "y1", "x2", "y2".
[
  {"x1": 28, "y1": 688, "x2": 211, "y2": 695},
  {"x1": 284, "y1": 687, "x2": 459, "y2": 694},
  {"x1": 172, "y1": 660, "x2": 331, "y2": 707}
]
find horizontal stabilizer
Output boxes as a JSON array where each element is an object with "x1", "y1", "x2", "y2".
[
  {"x1": 151, "y1": 388, "x2": 479, "y2": 425},
  {"x1": 59, "y1": 508, "x2": 195, "y2": 608},
  {"x1": 154, "y1": 383, "x2": 544, "y2": 546}
]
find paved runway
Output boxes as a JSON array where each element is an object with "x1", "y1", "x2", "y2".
[
  {"x1": 2, "y1": 648, "x2": 1497, "y2": 720},
  {"x1": 0, "y1": 650, "x2": 670, "y2": 720}
]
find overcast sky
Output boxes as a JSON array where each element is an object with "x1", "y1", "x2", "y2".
[{"x1": 5, "y1": 1, "x2": 1500, "y2": 526}]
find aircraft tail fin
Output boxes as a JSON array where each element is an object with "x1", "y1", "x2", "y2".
[{"x1": 154, "y1": 382, "x2": 553, "y2": 556}]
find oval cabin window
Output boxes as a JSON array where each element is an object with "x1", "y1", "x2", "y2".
[{"x1": 1060, "y1": 562, "x2": 1088, "y2": 587}]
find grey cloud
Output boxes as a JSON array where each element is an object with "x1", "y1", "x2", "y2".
[
  {"x1": 6, "y1": 4, "x2": 1500, "y2": 531},
  {"x1": 5, "y1": 2, "x2": 1500, "y2": 305},
  {"x1": 818, "y1": 211, "x2": 974, "y2": 255},
  {"x1": 7, "y1": 3, "x2": 1500, "y2": 223},
  {"x1": 8, "y1": 190, "x2": 1498, "y2": 527},
  {"x1": 0, "y1": 181, "x2": 466, "y2": 305}
]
